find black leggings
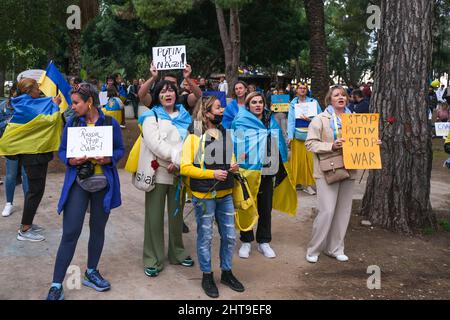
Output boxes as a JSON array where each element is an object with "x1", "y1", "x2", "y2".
[
  {"x1": 21, "y1": 164, "x2": 48, "y2": 226},
  {"x1": 240, "y1": 176, "x2": 274, "y2": 243},
  {"x1": 52, "y1": 183, "x2": 109, "y2": 284}
]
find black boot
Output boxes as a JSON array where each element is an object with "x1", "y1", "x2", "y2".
[
  {"x1": 221, "y1": 270, "x2": 245, "y2": 292},
  {"x1": 202, "y1": 272, "x2": 219, "y2": 298}
]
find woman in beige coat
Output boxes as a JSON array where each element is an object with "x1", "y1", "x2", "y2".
[{"x1": 304, "y1": 86, "x2": 380, "y2": 263}]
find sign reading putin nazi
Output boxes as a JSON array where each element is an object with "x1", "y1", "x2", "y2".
[
  {"x1": 152, "y1": 45, "x2": 187, "y2": 70},
  {"x1": 341, "y1": 113, "x2": 382, "y2": 170}
]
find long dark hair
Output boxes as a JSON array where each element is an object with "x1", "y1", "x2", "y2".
[{"x1": 71, "y1": 82, "x2": 100, "y2": 107}]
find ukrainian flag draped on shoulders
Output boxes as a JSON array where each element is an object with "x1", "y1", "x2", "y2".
[
  {"x1": 38, "y1": 61, "x2": 72, "y2": 113},
  {"x1": 0, "y1": 94, "x2": 62, "y2": 156},
  {"x1": 138, "y1": 104, "x2": 191, "y2": 140},
  {"x1": 231, "y1": 107, "x2": 298, "y2": 229}
]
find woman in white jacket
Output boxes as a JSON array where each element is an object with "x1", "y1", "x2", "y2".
[{"x1": 140, "y1": 80, "x2": 193, "y2": 277}]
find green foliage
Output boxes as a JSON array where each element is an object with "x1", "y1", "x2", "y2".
[
  {"x1": 326, "y1": 0, "x2": 374, "y2": 86},
  {"x1": 127, "y1": 0, "x2": 194, "y2": 28}
]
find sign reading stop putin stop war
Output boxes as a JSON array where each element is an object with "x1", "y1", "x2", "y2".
[{"x1": 341, "y1": 113, "x2": 382, "y2": 169}]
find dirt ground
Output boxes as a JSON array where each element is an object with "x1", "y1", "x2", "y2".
[{"x1": 0, "y1": 120, "x2": 449, "y2": 300}]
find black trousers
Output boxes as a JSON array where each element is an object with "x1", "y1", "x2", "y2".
[
  {"x1": 21, "y1": 163, "x2": 48, "y2": 226},
  {"x1": 240, "y1": 175, "x2": 274, "y2": 243}
]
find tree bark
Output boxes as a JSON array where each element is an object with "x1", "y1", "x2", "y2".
[
  {"x1": 304, "y1": 0, "x2": 329, "y2": 107},
  {"x1": 68, "y1": 29, "x2": 81, "y2": 77},
  {"x1": 215, "y1": 3, "x2": 240, "y2": 96},
  {"x1": 0, "y1": 68, "x2": 5, "y2": 98},
  {"x1": 68, "y1": 0, "x2": 99, "y2": 77},
  {"x1": 361, "y1": 0, "x2": 436, "y2": 234}
]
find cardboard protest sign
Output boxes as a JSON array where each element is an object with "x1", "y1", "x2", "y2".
[
  {"x1": 435, "y1": 122, "x2": 450, "y2": 137},
  {"x1": 270, "y1": 95, "x2": 290, "y2": 112},
  {"x1": 341, "y1": 113, "x2": 382, "y2": 169},
  {"x1": 67, "y1": 126, "x2": 113, "y2": 158},
  {"x1": 295, "y1": 101, "x2": 318, "y2": 118},
  {"x1": 152, "y1": 45, "x2": 187, "y2": 70},
  {"x1": 99, "y1": 92, "x2": 108, "y2": 106}
]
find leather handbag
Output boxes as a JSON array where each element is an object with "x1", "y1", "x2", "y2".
[{"x1": 318, "y1": 153, "x2": 350, "y2": 185}]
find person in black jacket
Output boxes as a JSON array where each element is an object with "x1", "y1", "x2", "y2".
[
  {"x1": 15, "y1": 79, "x2": 61, "y2": 242},
  {"x1": 352, "y1": 89, "x2": 370, "y2": 113}
]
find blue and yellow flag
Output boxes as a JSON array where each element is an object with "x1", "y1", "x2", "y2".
[
  {"x1": 231, "y1": 108, "x2": 297, "y2": 230},
  {"x1": 0, "y1": 94, "x2": 62, "y2": 156},
  {"x1": 38, "y1": 62, "x2": 72, "y2": 112}
]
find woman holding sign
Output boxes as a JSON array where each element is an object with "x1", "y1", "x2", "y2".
[
  {"x1": 304, "y1": 85, "x2": 358, "y2": 264},
  {"x1": 47, "y1": 83, "x2": 124, "y2": 300},
  {"x1": 288, "y1": 82, "x2": 322, "y2": 196},
  {"x1": 140, "y1": 80, "x2": 194, "y2": 278}
]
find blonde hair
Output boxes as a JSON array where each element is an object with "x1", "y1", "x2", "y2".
[
  {"x1": 324, "y1": 85, "x2": 349, "y2": 107},
  {"x1": 17, "y1": 78, "x2": 39, "y2": 95},
  {"x1": 192, "y1": 96, "x2": 219, "y2": 134}
]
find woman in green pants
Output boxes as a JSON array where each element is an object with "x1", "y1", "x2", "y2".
[{"x1": 139, "y1": 80, "x2": 193, "y2": 277}]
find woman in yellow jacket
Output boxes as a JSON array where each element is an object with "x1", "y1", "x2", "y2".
[{"x1": 180, "y1": 96, "x2": 244, "y2": 299}]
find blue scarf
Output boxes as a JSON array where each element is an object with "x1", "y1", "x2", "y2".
[
  {"x1": 138, "y1": 104, "x2": 192, "y2": 141},
  {"x1": 325, "y1": 105, "x2": 352, "y2": 139}
]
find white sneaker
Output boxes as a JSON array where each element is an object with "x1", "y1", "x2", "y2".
[
  {"x1": 306, "y1": 254, "x2": 319, "y2": 263},
  {"x1": 303, "y1": 186, "x2": 316, "y2": 195},
  {"x1": 336, "y1": 254, "x2": 349, "y2": 262},
  {"x1": 257, "y1": 243, "x2": 276, "y2": 258},
  {"x1": 238, "y1": 242, "x2": 251, "y2": 259},
  {"x1": 2, "y1": 203, "x2": 14, "y2": 217}
]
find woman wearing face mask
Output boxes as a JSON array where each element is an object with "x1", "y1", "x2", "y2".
[
  {"x1": 47, "y1": 83, "x2": 124, "y2": 300},
  {"x1": 140, "y1": 80, "x2": 194, "y2": 278},
  {"x1": 181, "y1": 96, "x2": 244, "y2": 298},
  {"x1": 222, "y1": 81, "x2": 248, "y2": 129},
  {"x1": 304, "y1": 85, "x2": 381, "y2": 264},
  {"x1": 232, "y1": 92, "x2": 297, "y2": 260}
]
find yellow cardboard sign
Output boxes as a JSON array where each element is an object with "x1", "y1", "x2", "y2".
[{"x1": 341, "y1": 113, "x2": 382, "y2": 169}]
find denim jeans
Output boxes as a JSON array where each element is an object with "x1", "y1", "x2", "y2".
[
  {"x1": 5, "y1": 158, "x2": 29, "y2": 203},
  {"x1": 193, "y1": 195, "x2": 236, "y2": 273}
]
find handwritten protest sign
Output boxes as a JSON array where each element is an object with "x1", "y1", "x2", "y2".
[
  {"x1": 270, "y1": 95, "x2": 290, "y2": 112},
  {"x1": 435, "y1": 122, "x2": 450, "y2": 137},
  {"x1": 341, "y1": 113, "x2": 381, "y2": 169},
  {"x1": 152, "y1": 45, "x2": 187, "y2": 70},
  {"x1": 99, "y1": 92, "x2": 108, "y2": 106},
  {"x1": 67, "y1": 126, "x2": 113, "y2": 158},
  {"x1": 295, "y1": 101, "x2": 318, "y2": 118}
]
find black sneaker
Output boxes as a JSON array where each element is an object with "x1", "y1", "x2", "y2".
[
  {"x1": 183, "y1": 222, "x2": 189, "y2": 233},
  {"x1": 221, "y1": 270, "x2": 245, "y2": 292},
  {"x1": 202, "y1": 272, "x2": 219, "y2": 298},
  {"x1": 46, "y1": 286, "x2": 64, "y2": 300}
]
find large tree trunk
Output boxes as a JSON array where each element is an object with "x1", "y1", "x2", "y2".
[
  {"x1": 216, "y1": 4, "x2": 240, "y2": 97},
  {"x1": 68, "y1": 29, "x2": 81, "y2": 77},
  {"x1": 304, "y1": 0, "x2": 329, "y2": 108},
  {"x1": 68, "y1": 0, "x2": 99, "y2": 77},
  {"x1": 0, "y1": 68, "x2": 5, "y2": 98},
  {"x1": 361, "y1": 0, "x2": 436, "y2": 234}
]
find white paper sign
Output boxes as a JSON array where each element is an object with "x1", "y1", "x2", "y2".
[
  {"x1": 435, "y1": 122, "x2": 450, "y2": 137},
  {"x1": 67, "y1": 126, "x2": 113, "y2": 158},
  {"x1": 152, "y1": 45, "x2": 187, "y2": 70},
  {"x1": 295, "y1": 102, "x2": 318, "y2": 119},
  {"x1": 99, "y1": 92, "x2": 108, "y2": 106},
  {"x1": 17, "y1": 69, "x2": 45, "y2": 82}
]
